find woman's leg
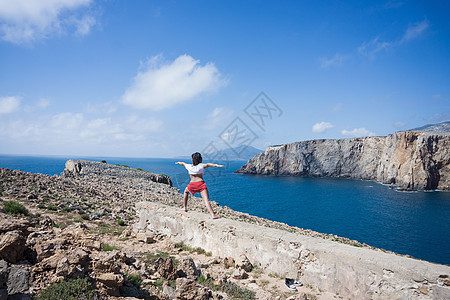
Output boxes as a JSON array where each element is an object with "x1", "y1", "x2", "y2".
[
  {"x1": 200, "y1": 188, "x2": 220, "y2": 219},
  {"x1": 183, "y1": 187, "x2": 190, "y2": 211}
]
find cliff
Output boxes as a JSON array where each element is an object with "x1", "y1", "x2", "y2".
[{"x1": 236, "y1": 131, "x2": 450, "y2": 191}]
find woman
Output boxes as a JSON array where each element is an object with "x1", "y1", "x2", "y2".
[{"x1": 175, "y1": 152, "x2": 223, "y2": 219}]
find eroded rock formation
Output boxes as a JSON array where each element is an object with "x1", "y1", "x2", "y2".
[{"x1": 237, "y1": 131, "x2": 450, "y2": 191}]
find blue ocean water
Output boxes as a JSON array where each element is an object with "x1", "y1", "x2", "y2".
[{"x1": 1, "y1": 154, "x2": 449, "y2": 265}]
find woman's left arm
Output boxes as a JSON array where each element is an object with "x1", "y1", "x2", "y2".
[{"x1": 204, "y1": 163, "x2": 224, "y2": 168}]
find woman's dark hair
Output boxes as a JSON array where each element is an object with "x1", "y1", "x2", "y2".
[{"x1": 191, "y1": 152, "x2": 202, "y2": 166}]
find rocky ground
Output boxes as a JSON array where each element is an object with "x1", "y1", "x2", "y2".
[{"x1": 0, "y1": 162, "x2": 352, "y2": 299}]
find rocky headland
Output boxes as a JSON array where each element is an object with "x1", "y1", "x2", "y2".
[
  {"x1": 0, "y1": 160, "x2": 448, "y2": 299},
  {"x1": 236, "y1": 130, "x2": 450, "y2": 191},
  {"x1": 0, "y1": 160, "x2": 350, "y2": 299}
]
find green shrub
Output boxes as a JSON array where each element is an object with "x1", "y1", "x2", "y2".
[
  {"x1": 47, "y1": 205, "x2": 58, "y2": 211},
  {"x1": 42, "y1": 197, "x2": 51, "y2": 202},
  {"x1": 37, "y1": 204, "x2": 46, "y2": 209},
  {"x1": 101, "y1": 160, "x2": 107, "y2": 163},
  {"x1": 62, "y1": 207, "x2": 72, "y2": 213},
  {"x1": 118, "y1": 219, "x2": 126, "y2": 226},
  {"x1": 81, "y1": 214, "x2": 89, "y2": 220},
  {"x1": 196, "y1": 275, "x2": 255, "y2": 299},
  {"x1": 122, "y1": 165, "x2": 130, "y2": 168},
  {"x1": 136, "y1": 168, "x2": 143, "y2": 171},
  {"x1": 175, "y1": 241, "x2": 211, "y2": 256},
  {"x1": 102, "y1": 244, "x2": 119, "y2": 251},
  {"x1": 127, "y1": 273, "x2": 142, "y2": 287},
  {"x1": 154, "y1": 278, "x2": 165, "y2": 289},
  {"x1": 3, "y1": 201, "x2": 29, "y2": 216},
  {"x1": 35, "y1": 278, "x2": 96, "y2": 300}
]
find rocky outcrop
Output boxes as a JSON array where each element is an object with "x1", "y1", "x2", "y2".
[
  {"x1": 236, "y1": 131, "x2": 450, "y2": 191},
  {"x1": 63, "y1": 160, "x2": 172, "y2": 186}
]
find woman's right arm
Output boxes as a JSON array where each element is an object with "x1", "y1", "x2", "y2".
[{"x1": 175, "y1": 162, "x2": 186, "y2": 166}]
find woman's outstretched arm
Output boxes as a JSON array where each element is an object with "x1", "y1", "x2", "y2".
[
  {"x1": 204, "y1": 163, "x2": 224, "y2": 168},
  {"x1": 175, "y1": 162, "x2": 186, "y2": 166}
]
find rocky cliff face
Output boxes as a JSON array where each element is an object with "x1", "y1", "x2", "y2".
[{"x1": 236, "y1": 131, "x2": 450, "y2": 191}]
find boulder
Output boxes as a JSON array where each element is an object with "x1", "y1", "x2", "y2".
[
  {"x1": 177, "y1": 256, "x2": 199, "y2": 279},
  {"x1": 235, "y1": 254, "x2": 253, "y2": 272},
  {"x1": 232, "y1": 268, "x2": 248, "y2": 280},
  {"x1": 0, "y1": 219, "x2": 30, "y2": 234},
  {"x1": 0, "y1": 231, "x2": 26, "y2": 263},
  {"x1": 162, "y1": 282, "x2": 176, "y2": 300},
  {"x1": 7, "y1": 266, "x2": 29, "y2": 295},
  {"x1": 136, "y1": 232, "x2": 155, "y2": 244},
  {"x1": 34, "y1": 242, "x2": 55, "y2": 262},
  {"x1": 175, "y1": 278, "x2": 211, "y2": 300},
  {"x1": 155, "y1": 257, "x2": 177, "y2": 280},
  {"x1": 0, "y1": 261, "x2": 8, "y2": 289},
  {"x1": 97, "y1": 273, "x2": 124, "y2": 297},
  {"x1": 222, "y1": 257, "x2": 235, "y2": 268}
]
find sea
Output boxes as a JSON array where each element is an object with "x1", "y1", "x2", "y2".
[{"x1": 1, "y1": 154, "x2": 449, "y2": 265}]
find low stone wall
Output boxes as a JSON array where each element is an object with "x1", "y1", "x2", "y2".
[{"x1": 135, "y1": 201, "x2": 450, "y2": 300}]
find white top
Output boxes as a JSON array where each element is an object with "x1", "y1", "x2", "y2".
[{"x1": 185, "y1": 163, "x2": 205, "y2": 175}]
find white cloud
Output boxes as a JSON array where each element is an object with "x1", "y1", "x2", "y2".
[
  {"x1": 358, "y1": 19, "x2": 429, "y2": 59},
  {"x1": 401, "y1": 20, "x2": 430, "y2": 42},
  {"x1": 0, "y1": 112, "x2": 163, "y2": 146},
  {"x1": 0, "y1": 96, "x2": 21, "y2": 114},
  {"x1": 37, "y1": 98, "x2": 50, "y2": 108},
  {"x1": 0, "y1": 0, "x2": 95, "y2": 44},
  {"x1": 312, "y1": 121, "x2": 334, "y2": 133},
  {"x1": 121, "y1": 54, "x2": 228, "y2": 111},
  {"x1": 358, "y1": 37, "x2": 392, "y2": 58},
  {"x1": 341, "y1": 127, "x2": 376, "y2": 137},
  {"x1": 204, "y1": 107, "x2": 233, "y2": 130},
  {"x1": 384, "y1": 1, "x2": 404, "y2": 9},
  {"x1": 320, "y1": 53, "x2": 349, "y2": 68}
]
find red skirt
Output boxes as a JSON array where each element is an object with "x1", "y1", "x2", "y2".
[{"x1": 187, "y1": 181, "x2": 207, "y2": 195}]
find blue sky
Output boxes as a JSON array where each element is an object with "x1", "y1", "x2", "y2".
[{"x1": 0, "y1": 0, "x2": 449, "y2": 158}]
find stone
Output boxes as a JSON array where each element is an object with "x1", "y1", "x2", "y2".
[
  {"x1": 39, "y1": 216, "x2": 54, "y2": 228},
  {"x1": 0, "y1": 261, "x2": 8, "y2": 289},
  {"x1": 223, "y1": 257, "x2": 235, "y2": 268},
  {"x1": 7, "y1": 266, "x2": 29, "y2": 295},
  {"x1": 136, "y1": 232, "x2": 155, "y2": 244},
  {"x1": 97, "y1": 273, "x2": 124, "y2": 297},
  {"x1": 286, "y1": 293, "x2": 308, "y2": 300},
  {"x1": 0, "y1": 219, "x2": 30, "y2": 234},
  {"x1": 34, "y1": 242, "x2": 55, "y2": 262},
  {"x1": 175, "y1": 278, "x2": 211, "y2": 300},
  {"x1": 155, "y1": 257, "x2": 177, "y2": 280},
  {"x1": 0, "y1": 231, "x2": 26, "y2": 263},
  {"x1": 162, "y1": 282, "x2": 176, "y2": 300},
  {"x1": 235, "y1": 254, "x2": 253, "y2": 272},
  {"x1": 232, "y1": 268, "x2": 248, "y2": 280},
  {"x1": 97, "y1": 272, "x2": 124, "y2": 286},
  {"x1": 177, "y1": 256, "x2": 200, "y2": 279},
  {"x1": 92, "y1": 251, "x2": 123, "y2": 274}
]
